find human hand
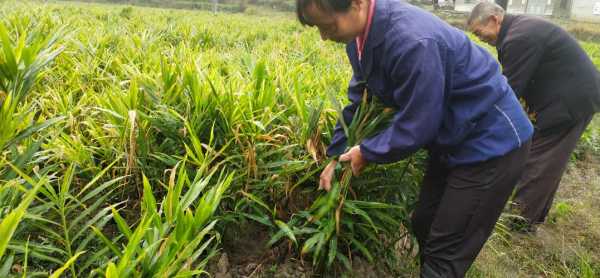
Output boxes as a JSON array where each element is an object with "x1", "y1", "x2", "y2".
[
  {"x1": 319, "y1": 160, "x2": 338, "y2": 191},
  {"x1": 339, "y1": 145, "x2": 367, "y2": 177}
]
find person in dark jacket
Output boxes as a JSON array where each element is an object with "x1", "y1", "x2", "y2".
[
  {"x1": 296, "y1": 0, "x2": 534, "y2": 276},
  {"x1": 468, "y1": 2, "x2": 600, "y2": 233}
]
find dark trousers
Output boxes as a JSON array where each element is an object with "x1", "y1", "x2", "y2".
[
  {"x1": 513, "y1": 115, "x2": 593, "y2": 226},
  {"x1": 412, "y1": 141, "x2": 531, "y2": 278}
]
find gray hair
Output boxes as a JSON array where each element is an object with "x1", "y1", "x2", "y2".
[{"x1": 468, "y1": 2, "x2": 505, "y2": 26}]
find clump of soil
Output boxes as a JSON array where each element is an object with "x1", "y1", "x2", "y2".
[{"x1": 209, "y1": 221, "x2": 307, "y2": 277}]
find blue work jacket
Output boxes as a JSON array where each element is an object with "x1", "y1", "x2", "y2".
[{"x1": 326, "y1": 0, "x2": 534, "y2": 166}]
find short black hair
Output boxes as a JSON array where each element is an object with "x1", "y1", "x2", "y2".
[{"x1": 296, "y1": 0, "x2": 353, "y2": 25}]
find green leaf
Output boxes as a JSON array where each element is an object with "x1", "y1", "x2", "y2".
[
  {"x1": 180, "y1": 171, "x2": 214, "y2": 211},
  {"x1": 0, "y1": 211, "x2": 26, "y2": 260},
  {"x1": 111, "y1": 207, "x2": 132, "y2": 240},
  {"x1": 237, "y1": 212, "x2": 273, "y2": 227},
  {"x1": 142, "y1": 175, "x2": 158, "y2": 215},
  {"x1": 4, "y1": 116, "x2": 65, "y2": 148},
  {"x1": 48, "y1": 251, "x2": 85, "y2": 278},
  {"x1": 77, "y1": 159, "x2": 120, "y2": 198},
  {"x1": 105, "y1": 262, "x2": 119, "y2": 278},
  {"x1": 273, "y1": 220, "x2": 297, "y2": 246},
  {"x1": 0, "y1": 253, "x2": 13, "y2": 276},
  {"x1": 90, "y1": 226, "x2": 122, "y2": 258},
  {"x1": 350, "y1": 237, "x2": 374, "y2": 263},
  {"x1": 0, "y1": 170, "x2": 43, "y2": 260},
  {"x1": 301, "y1": 232, "x2": 323, "y2": 256},
  {"x1": 240, "y1": 191, "x2": 273, "y2": 215},
  {"x1": 344, "y1": 202, "x2": 378, "y2": 233},
  {"x1": 116, "y1": 215, "x2": 152, "y2": 275},
  {"x1": 336, "y1": 252, "x2": 352, "y2": 271},
  {"x1": 0, "y1": 23, "x2": 17, "y2": 76},
  {"x1": 327, "y1": 237, "x2": 337, "y2": 267}
]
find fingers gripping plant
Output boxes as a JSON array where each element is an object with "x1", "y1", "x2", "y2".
[
  {"x1": 270, "y1": 90, "x2": 414, "y2": 271},
  {"x1": 312, "y1": 90, "x2": 395, "y2": 229}
]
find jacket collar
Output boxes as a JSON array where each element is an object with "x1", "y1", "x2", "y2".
[
  {"x1": 347, "y1": 0, "x2": 390, "y2": 79},
  {"x1": 497, "y1": 14, "x2": 515, "y2": 49},
  {"x1": 363, "y1": 0, "x2": 388, "y2": 52}
]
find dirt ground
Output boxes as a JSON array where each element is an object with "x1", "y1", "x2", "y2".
[{"x1": 470, "y1": 155, "x2": 600, "y2": 277}]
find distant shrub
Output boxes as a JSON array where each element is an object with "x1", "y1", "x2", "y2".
[{"x1": 119, "y1": 6, "x2": 134, "y2": 19}]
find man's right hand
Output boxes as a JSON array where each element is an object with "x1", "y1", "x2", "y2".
[{"x1": 319, "y1": 160, "x2": 338, "y2": 191}]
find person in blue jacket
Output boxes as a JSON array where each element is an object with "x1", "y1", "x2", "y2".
[{"x1": 296, "y1": 0, "x2": 534, "y2": 276}]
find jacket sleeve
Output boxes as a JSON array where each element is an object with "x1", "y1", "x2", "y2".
[
  {"x1": 500, "y1": 38, "x2": 543, "y2": 98},
  {"x1": 359, "y1": 38, "x2": 446, "y2": 164},
  {"x1": 326, "y1": 72, "x2": 365, "y2": 157}
]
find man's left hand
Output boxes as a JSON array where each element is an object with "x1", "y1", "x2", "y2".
[{"x1": 339, "y1": 146, "x2": 368, "y2": 176}]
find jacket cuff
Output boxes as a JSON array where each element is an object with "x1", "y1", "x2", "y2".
[
  {"x1": 326, "y1": 142, "x2": 347, "y2": 158},
  {"x1": 359, "y1": 143, "x2": 403, "y2": 164}
]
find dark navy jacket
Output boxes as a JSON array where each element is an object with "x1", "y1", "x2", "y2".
[
  {"x1": 497, "y1": 14, "x2": 600, "y2": 133},
  {"x1": 326, "y1": 0, "x2": 534, "y2": 166}
]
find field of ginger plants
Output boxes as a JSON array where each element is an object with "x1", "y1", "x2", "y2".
[{"x1": 0, "y1": 1, "x2": 598, "y2": 277}]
